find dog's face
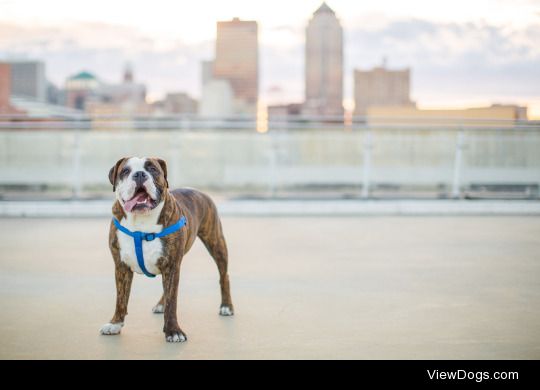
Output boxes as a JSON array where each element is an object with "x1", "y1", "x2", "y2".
[{"x1": 109, "y1": 157, "x2": 169, "y2": 214}]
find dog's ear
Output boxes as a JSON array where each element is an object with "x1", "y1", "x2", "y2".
[
  {"x1": 108, "y1": 157, "x2": 128, "y2": 192},
  {"x1": 155, "y1": 158, "x2": 169, "y2": 188}
]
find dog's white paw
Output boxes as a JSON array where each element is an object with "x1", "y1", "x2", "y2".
[
  {"x1": 100, "y1": 322, "x2": 123, "y2": 335},
  {"x1": 219, "y1": 305, "x2": 234, "y2": 316},
  {"x1": 166, "y1": 332, "x2": 187, "y2": 343},
  {"x1": 152, "y1": 304, "x2": 164, "y2": 314}
]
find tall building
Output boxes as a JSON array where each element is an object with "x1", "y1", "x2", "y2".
[
  {"x1": 65, "y1": 71, "x2": 99, "y2": 110},
  {"x1": 200, "y1": 79, "x2": 234, "y2": 117},
  {"x1": 7, "y1": 61, "x2": 47, "y2": 101},
  {"x1": 46, "y1": 81, "x2": 65, "y2": 106},
  {"x1": 123, "y1": 63, "x2": 134, "y2": 83},
  {"x1": 213, "y1": 18, "x2": 258, "y2": 115},
  {"x1": 354, "y1": 64, "x2": 415, "y2": 117},
  {"x1": 201, "y1": 60, "x2": 214, "y2": 88},
  {"x1": 163, "y1": 92, "x2": 198, "y2": 115},
  {"x1": 366, "y1": 104, "x2": 528, "y2": 127},
  {"x1": 0, "y1": 63, "x2": 11, "y2": 111},
  {"x1": 0, "y1": 63, "x2": 24, "y2": 115},
  {"x1": 304, "y1": 2, "x2": 344, "y2": 118},
  {"x1": 97, "y1": 64, "x2": 146, "y2": 106}
]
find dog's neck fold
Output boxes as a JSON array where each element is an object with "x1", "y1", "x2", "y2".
[{"x1": 124, "y1": 200, "x2": 165, "y2": 230}]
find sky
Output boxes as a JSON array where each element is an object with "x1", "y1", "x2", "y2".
[{"x1": 0, "y1": 0, "x2": 539, "y2": 117}]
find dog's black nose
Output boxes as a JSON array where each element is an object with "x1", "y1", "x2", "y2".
[{"x1": 133, "y1": 171, "x2": 148, "y2": 186}]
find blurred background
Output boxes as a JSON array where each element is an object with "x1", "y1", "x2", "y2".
[{"x1": 0, "y1": 0, "x2": 539, "y2": 202}]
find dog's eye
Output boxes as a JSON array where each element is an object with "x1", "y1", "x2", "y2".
[
  {"x1": 120, "y1": 168, "x2": 130, "y2": 176},
  {"x1": 148, "y1": 165, "x2": 157, "y2": 172}
]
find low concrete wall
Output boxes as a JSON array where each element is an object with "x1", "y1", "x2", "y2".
[{"x1": 1, "y1": 129, "x2": 539, "y2": 195}]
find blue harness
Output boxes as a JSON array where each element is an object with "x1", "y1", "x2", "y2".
[{"x1": 113, "y1": 216, "x2": 187, "y2": 278}]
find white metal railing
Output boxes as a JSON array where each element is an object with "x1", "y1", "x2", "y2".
[
  {"x1": 0, "y1": 119, "x2": 539, "y2": 199},
  {"x1": 1, "y1": 114, "x2": 538, "y2": 131}
]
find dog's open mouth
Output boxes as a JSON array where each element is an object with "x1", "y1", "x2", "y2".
[{"x1": 123, "y1": 188, "x2": 156, "y2": 212}]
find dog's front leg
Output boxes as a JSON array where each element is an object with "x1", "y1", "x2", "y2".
[
  {"x1": 100, "y1": 262, "x2": 133, "y2": 336},
  {"x1": 161, "y1": 257, "x2": 187, "y2": 343}
]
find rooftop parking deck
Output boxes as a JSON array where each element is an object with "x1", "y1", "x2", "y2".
[{"x1": 1, "y1": 215, "x2": 539, "y2": 359}]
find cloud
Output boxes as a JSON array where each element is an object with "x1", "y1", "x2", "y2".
[
  {"x1": 0, "y1": 18, "x2": 539, "y2": 108},
  {"x1": 345, "y1": 19, "x2": 540, "y2": 103},
  {"x1": 0, "y1": 22, "x2": 212, "y2": 99}
]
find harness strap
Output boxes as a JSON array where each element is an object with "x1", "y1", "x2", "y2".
[{"x1": 112, "y1": 216, "x2": 187, "y2": 278}]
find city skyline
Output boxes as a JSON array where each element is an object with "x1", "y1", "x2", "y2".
[{"x1": 0, "y1": 0, "x2": 539, "y2": 117}]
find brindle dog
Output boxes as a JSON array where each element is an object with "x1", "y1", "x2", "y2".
[{"x1": 100, "y1": 157, "x2": 233, "y2": 343}]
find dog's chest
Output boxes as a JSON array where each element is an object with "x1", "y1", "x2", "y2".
[{"x1": 117, "y1": 219, "x2": 164, "y2": 276}]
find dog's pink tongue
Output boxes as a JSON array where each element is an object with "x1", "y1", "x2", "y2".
[{"x1": 124, "y1": 192, "x2": 147, "y2": 212}]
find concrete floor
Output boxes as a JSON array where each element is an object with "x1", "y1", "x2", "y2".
[{"x1": 0, "y1": 216, "x2": 539, "y2": 359}]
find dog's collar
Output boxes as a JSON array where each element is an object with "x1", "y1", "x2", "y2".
[{"x1": 112, "y1": 216, "x2": 187, "y2": 278}]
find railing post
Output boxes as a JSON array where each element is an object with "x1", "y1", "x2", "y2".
[
  {"x1": 268, "y1": 131, "x2": 278, "y2": 198},
  {"x1": 179, "y1": 115, "x2": 186, "y2": 131},
  {"x1": 451, "y1": 128, "x2": 465, "y2": 199},
  {"x1": 361, "y1": 128, "x2": 373, "y2": 199},
  {"x1": 71, "y1": 125, "x2": 83, "y2": 199}
]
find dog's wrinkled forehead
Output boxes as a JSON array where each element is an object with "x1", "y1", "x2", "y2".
[
  {"x1": 124, "y1": 157, "x2": 147, "y2": 174},
  {"x1": 122, "y1": 157, "x2": 164, "y2": 178}
]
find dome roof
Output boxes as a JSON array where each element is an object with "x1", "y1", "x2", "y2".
[{"x1": 69, "y1": 71, "x2": 97, "y2": 81}]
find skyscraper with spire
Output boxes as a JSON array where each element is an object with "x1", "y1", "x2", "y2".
[{"x1": 303, "y1": 2, "x2": 344, "y2": 118}]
